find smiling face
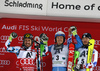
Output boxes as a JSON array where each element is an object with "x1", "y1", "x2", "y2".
[
  {"x1": 82, "y1": 37, "x2": 90, "y2": 45},
  {"x1": 24, "y1": 38, "x2": 32, "y2": 47},
  {"x1": 56, "y1": 36, "x2": 64, "y2": 45}
]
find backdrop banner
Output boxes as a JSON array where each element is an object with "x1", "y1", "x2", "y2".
[{"x1": 0, "y1": 18, "x2": 100, "y2": 71}]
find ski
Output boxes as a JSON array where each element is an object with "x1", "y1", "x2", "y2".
[
  {"x1": 72, "y1": 51, "x2": 80, "y2": 71},
  {"x1": 67, "y1": 43, "x2": 75, "y2": 71},
  {"x1": 40, "y1": 44, "x2": 44, "y2": 71},
  {"x1": 34, "y1": 36, "x2": 41, "y2": 71},
  {"x1": 86, "y1": 39, "x2": 95, "y2": 71}
]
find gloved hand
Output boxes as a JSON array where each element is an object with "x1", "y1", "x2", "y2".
[
  {"x1": 9, "y1": 32, "x2": 18, "y2": 41},
  {"x1": 73, "y1": 64, "x2": 81, "y2": 71},
  {"x1": 39, "y1": 33, "x2": 48, "y2": 45},
  {"x1": 70, "y1": 26, "x2": 77, "y2": 36}
]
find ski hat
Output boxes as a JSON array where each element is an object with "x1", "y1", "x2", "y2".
[
  {"x1": 82, "y1": 33, "x2": 92, "y2": 39},
  {"x1": 55, "y1": 31, "x2": 65, "y2": 43},
  {"x1": 22, "y1": 33, "x2": 34, "y2": 48}
]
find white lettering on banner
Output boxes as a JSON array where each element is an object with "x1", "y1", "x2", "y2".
[
  {"x1": 1, "y1": 24, "x2": 68, "y2": 32},
  {"x1": 4, "y1": 0, "x2": 43, "y2": 10},
  {"x1": 19, "y1": 25, "x2": 29, "y2": 31},
  {"x1": 0, "y1": 60, "x2": 10, "y2": 65},
  {"x1": 95, "y1": 40, "x2": 100, "y2": 45},
  {"x1": 22, "y1": 67, "x2": 34, "y2": 71},
  {"x1": 31, "y1": 26, "x2": 40, "y2": 31},
  {"x1": 1, "y1": 41, "x2": 6, "y2": 43},
  {"x1": 41, "y1": 26, "x2": 62, "y2": 32},
  {"x1": 2, "y1": 25, "x2": 17, "y2": 30}
]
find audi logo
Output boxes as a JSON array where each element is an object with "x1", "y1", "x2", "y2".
[
  {"x1": 16, "y1": 58, "x2": 46, "y2": 67},
  {"x1": 95, "y1": 40, "x2": 100, "y2": 45},
  {"x1": 0, "y1": 35, "x2": 9, "y2": 40},
  {"x1": 20, "y1": 58, "x2": 34, "y2": 65},
  {"x1": 18, "y1": 36, "x2": 23, "y2": 41},
  {"x1": 0, "y1": 60, "x2": 10, "y2": 65},
  {"x1": 0, "y1": 35, "x2": 23, "y2": 41}
]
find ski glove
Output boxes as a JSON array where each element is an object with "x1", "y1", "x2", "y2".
[
  {"x1": 9, "y1": 32, "x2": 18, "y2": 41},
  {"x1": 70, "y1": 26, "x2": 77, "y2": 36},
  {"x1": 39, "y1": 33, "x2": 48, "y2": 45}
]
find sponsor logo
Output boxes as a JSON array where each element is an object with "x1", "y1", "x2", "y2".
[
  {"x1": 0, "y1": 60, "x2": 10, "y2": 65},
  {"x1": 95, "y1": 40, "x2": 100, "y2": 45},
  {"x1": 16, "y1": 58, "x2": 46, "y2": 67},
  {"x1": 2, "y1": 25, "x2": 17, "y2": 30},
  {"x1": 0, "y1": 35, "x2": 9, "y2": 40},
  {"x1": 18, "y1": 36, "x2": 23, "y2": 41},
  {"x1": 20, "y1": 58, "x2": 34, "y2": 65},
  {"x1": 0, "y1": 35, "x2": 23, "y2": 41}
]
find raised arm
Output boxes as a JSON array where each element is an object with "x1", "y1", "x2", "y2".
[
  {"x1": 67, "y1": 26, "x2": 83, "y2": 50},
  {"x1": 5, "y1": 32, "x2": 20, "y2": 55}
]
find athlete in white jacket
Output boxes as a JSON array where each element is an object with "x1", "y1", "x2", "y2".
[
  {"x1": 73, "y1": 33, "x2": 98, "y2": 71},
  {"x1": 5, "y1": 32, "x2": 36, "y2": 59}
]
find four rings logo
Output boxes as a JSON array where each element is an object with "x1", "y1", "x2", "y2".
[
  {"x1": 0, "y1": 60, "x2": 10, "y2": 65},
  {"x1": 18, "y1": 36, "x2": 23, "y2": 41},
  {"x1": 0, "y1": 35, "x2": 9, "y2": 40},
  {"x1": 20, "y1": 58, "x2": 34, "y2": 65},
  {"x1": 16, "y1": 58, "x2": 46, "y2": 67},
  {"x1": 0, "y1": 35, "x2": 23, "y2": 41},
  {"x1": 95, "y1": 40, "x2": 100, "y2": 45}
]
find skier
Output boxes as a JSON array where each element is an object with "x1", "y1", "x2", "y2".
[
  {"x1": 5, "y1": 32, "x2": 36, "y2": 59},
  {"x1": 73, "y1": 33, "x2": 98, "y2": 71},
  {"x1": 40, "y1": 26, "x2": 83, "y2": 71}
]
